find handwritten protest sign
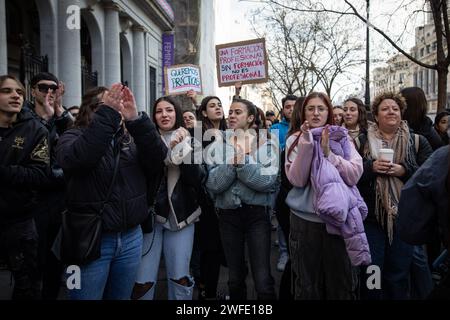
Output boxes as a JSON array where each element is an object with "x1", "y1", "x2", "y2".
[
  {"x1": 164, "y1": 64, "x2": 202, "y2": 96},
  {"x1": 216, "y1": 38, "x2": 268, "y2": 87}
]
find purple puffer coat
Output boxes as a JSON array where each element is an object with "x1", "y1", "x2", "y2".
[{"x1": 310, "y1": 126, "x2": 371, "y2": 266}]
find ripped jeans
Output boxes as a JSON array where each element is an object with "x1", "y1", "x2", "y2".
[{"x1": 135, "y1": 223, "x2": 195, "y2": 300}]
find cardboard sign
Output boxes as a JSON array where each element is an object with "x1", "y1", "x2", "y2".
[
  {"x1": 164, "y1": 64, "x2": 202, "y2": 96},
  {"x1": 216, "y1": 38, "x2": 268, "y2": 87}
]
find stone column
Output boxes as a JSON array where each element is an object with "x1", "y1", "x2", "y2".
[
  {"x1": 103, "y1": 1, "x2": 121, "y2": 87},
  {"x1": 58, "y1": 0, "x2": 82, "y2": 107},
  {"x1": 133, "y1": 25, "x2": 146, "y2": 111},
  {"x1": 0, "y1": 0, "x2": 7, "y2": 74}
]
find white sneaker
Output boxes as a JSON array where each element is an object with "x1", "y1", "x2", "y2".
[{"x1": 276, "y1": 253, "x2": 289, "y2": 272}]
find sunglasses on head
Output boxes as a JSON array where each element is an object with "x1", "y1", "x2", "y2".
[{"x1": 36, "y1": 83, "x2": 59, "y2": 93}]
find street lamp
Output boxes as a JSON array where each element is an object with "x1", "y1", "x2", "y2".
[{"x1": 365, "y1": 0, "x2": 370, "y2": 108}]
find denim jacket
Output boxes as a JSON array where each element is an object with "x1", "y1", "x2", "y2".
[{"x1": 205, "y1": 133, "x2": 279, "y2": 210}]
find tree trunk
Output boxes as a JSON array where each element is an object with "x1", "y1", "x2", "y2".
[{"x1": 437, "y1": 66, "x2": 448, "y2": 113}]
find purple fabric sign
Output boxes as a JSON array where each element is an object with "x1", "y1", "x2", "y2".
[
  {"x1": 162, "y1": 33, "x2": 174, "y2": 92},
  {"x1": 162, "y1": 33, "x2": 174, "y2": 94}
]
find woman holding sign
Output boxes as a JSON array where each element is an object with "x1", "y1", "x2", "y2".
[{"x1": 205, "y1": 98, "x2": 278, "y2": 300}]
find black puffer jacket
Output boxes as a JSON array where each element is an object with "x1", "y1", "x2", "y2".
[
  {"x1": 0, "y1": 108, "x2": 51, "y2": 225},
  {"x1": 411, "y1": 116, "x2": 444, "y2": 151},
  {"x1": 398, "y1": 146, "x2": 449, "y2": 246},
  {"x1": 56, "y1": 105, "x2": 167, "y2": 232}
]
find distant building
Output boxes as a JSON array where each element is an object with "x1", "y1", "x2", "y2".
[
  {"x1": 164, "y1": 0, "x2": 216, "y2": 110},
  {"x1": 0, "y1": 0, "x2": 175, "y2": 112},
  {"x1": 410, "y1": 20, "x2": 446, "y2": 113},
  {"x1": 372, "y1": 1, "x2": 450, "y2": 113},
  {"x1": 372, "y1": 53, "x2": 413, "y2": 97}
]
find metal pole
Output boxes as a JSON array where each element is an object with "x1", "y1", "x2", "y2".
[{"x1": 365, "y1": 0, "x2": 370, "y2": 108}]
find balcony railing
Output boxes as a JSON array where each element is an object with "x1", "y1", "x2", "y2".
[
  {"x1": 19, "y1": 46, "x2": 49, "y2": 101},
  {"x1": 81, "y1": 62, "x2": 98, "y2": 94}
]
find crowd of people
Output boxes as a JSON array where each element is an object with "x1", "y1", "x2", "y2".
[{"x1": 0, "y1": 72, "x2": 449, "y2": 300}]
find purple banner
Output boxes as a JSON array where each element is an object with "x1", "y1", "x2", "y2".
[{"x1": 162, "y1": 33, "x2": 174, "y2": 94}]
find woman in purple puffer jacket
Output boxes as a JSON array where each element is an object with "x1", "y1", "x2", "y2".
[{"x1": 285, "y1": 92, "x2": 369, "y2": 300}]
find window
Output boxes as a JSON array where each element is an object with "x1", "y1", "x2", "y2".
[
  {"x1": 413, "y1": 72, "x2": 418, "y2": 87},
  {"x1": 149, "y1": 66, "x2": 156, "y2": 112},
  {"x1": 424, "y1": 69, "x2": 429, "y2": 94},
  {"x1": 418, "y1": 70, "x2": 423, "y2": 88},
  {"x1": 431, "y1": 70, "x2": 436, "y2": 94},
  {"x1": 426, "y1": 45, "x2": 430, "y2": 54},
  {"x1": 420, "y1": 48, "x2": 424, "y2": 57}
]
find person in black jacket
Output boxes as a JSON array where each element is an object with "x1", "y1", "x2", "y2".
[
  {"x1": 401, "y1": 87, "x2": 444, "y2": 151},
  {"x1": 0, "y1": 75, "x2": 51, "y2": 299},
  {"x1": 358, "y1": 91, "x2": 433, "y2": 300},
  {"x1": 193, "y1": 95, "x2": 228, "y2": 300},
  {"x1": 25, "y1": 72, "x2": 73, "y2": 299},
  {"x1": 434, "y1": 111, "x2": 449, "y2": 145},
  {"x1": 56, "y1": 84, "x2": 167, "y2": 300},
  {"x1": 132, "y1": 96, "x2": 205, "y2": 300},
  {"x1": 400, "y1": 87, "x2": 445, "y2": 293}
]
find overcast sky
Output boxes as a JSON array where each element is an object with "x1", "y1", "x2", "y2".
[{"x1": 214, "y1": 0, "x2": 426, "y2": 104}]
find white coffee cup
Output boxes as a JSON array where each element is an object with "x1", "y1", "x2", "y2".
[{"x1": 379, "y1": 148, "x2": 394, "y2": 163}]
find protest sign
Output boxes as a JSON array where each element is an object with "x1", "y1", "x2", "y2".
[
  {"x1": 164, "y1": 64, "x2": 202, "y2": 96},
  {"x1": 216, "y1": 38, "x2": 268, "y2": 87}
]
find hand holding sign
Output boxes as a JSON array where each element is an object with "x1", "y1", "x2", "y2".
[
  {"x1": 164, "y1": 64, "x2": 202, "y2": 96},
  {"x1": 216, "y1": 38, "x2": 268, "y2": 87}
]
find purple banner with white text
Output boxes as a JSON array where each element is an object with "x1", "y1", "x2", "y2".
[{"x1": 162, "y1": 33, "x2": 174, "y2": 94}]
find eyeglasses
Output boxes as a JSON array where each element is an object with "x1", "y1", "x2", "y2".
[
  {"x1": 36, "y1": 83, "x2": 59, "y2": 93},
  {"x1": 305, "y1": 106, "x2": 328, "y2": 113}
]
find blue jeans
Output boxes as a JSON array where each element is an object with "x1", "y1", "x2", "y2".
[
  {"x1": 411, "y1": 245, "x2": 434, "y2": 299},
  {"x1": 67, "y1": 226, "x2": 143, "y2": 300},
  {"x1": 219, "y1": 204, "x2": 276, "y2": 300},
  {"x1": 277, "y1": 227, "x2": 288, "y2": 257},
  {"x1": 135, "y1": 223, "x2": 195, "y2": 300},
  {"x1": 362, "y1": 222, "x2": 413, "y2": 300}
]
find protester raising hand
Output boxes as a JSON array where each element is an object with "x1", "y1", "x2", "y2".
[
  {"x1": 103, "y1": 83, "x2": 124, "y2": 113},
  {"x1": 122, "y1": 87, "x2": 139, "y2": 121},
  {"x1": 43, "y1": 90, "x2": 56, "y2": 119},
  {"x1": 54, "y1": 81, "x2": 66, "y2": 117}
]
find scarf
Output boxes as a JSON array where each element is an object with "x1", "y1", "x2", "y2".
[
  {"x1": 346, "y1": 125, "x2": 360, "y2": 141},
  {"x1": 365, "y1": 121, "x2": 417, "y2": 243}
]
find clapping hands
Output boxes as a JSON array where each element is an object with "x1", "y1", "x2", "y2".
[{"x1": 103, "y1": 83, "x2": 139, "y2": 121}]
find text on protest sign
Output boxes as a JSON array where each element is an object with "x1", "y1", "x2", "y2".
[
  {"x1": 164, "y1": 64, "x2": 202, "y2": 96},
  {"x1": 216, "y1": 38, "x2": 268, "y2": 87}
]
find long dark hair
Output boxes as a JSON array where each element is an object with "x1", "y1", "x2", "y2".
[
  {"x1": 401, "y1": 87, "x2": 428, "y2": 131},
  {"x1": 197, "y1": 96, "x2": 227, "y2": 131},
  {"x1": 343, "y1": 97, "x2": 368, "y2": 130},
  {"x1": 74, "y1": 86, "x2": 109, "y2": 128},
  {"x1": 434, "y1": 111, "x2": 450, "y2": 133},
  {"x1": 152, "y1": 96, "x2": 184, "y2": 131},
  {"x1": 288, "y1": 96, "x2": 306, "y2": 137}
]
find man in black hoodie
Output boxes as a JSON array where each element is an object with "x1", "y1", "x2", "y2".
[
  {"x1": 0, "y1": 75, "x2": 50, "y2": 299},
  {"x1": 24, "y1": 72, "x2": 73, "y2": 299}
]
